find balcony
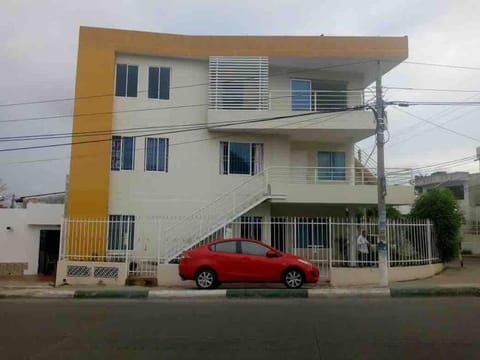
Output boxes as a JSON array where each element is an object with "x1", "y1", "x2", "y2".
[
  {"x1": 207, "y1": 89, "x2": 375, "y2": 141},
  {"x1": 265, "y1": 166, "x2": 414, "y2": 205}
]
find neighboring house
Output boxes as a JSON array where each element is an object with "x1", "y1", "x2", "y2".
[
  {"x1": 0, "y1": 194, "x2": 64, "y2": 276},
  {"x1": 415, "y1": 171, "x2": 480, "y2": 254},
  {"x1": 414, "y1": 171, "x2": 480, "y2": 224},
  {"x1": 59, "y1": 27, "x2": 418, "y2": 285}
]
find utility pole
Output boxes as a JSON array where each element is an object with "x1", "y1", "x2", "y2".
[{"x1": 375, "y1": 60, "x2": 389, "y2": 287}]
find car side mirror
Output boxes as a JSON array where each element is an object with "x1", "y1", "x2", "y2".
[{"x1": 266, "y1": 250, "x2": 279, "y2": 258}]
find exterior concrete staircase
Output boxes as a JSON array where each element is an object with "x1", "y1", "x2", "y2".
[
  {"x1": 354, "y1": 145, "x2": 378, "y2": 185},
  {"x1": 161, "y1": 171, "x2": 284, "y2": 262},
  {"x1": 354, "y1": 159, "x2": 377, "y2": 185}
]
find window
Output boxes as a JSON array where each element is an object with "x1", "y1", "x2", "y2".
[
  {"x1": 241, "y1": 241, "x2": 270, "y2": 256},
  {"x1": 291, "y1": 79, "x2": 311, "y2": 111},
  {"x1": 210, "y1": 241, "x2": 238, "y2": 253},
  {"x1": 220, "y1": 142, "x2": 263, "y2": 175},
  {"x1": 148, "y1": 67, "x2": 170, "y2": 100},
  {"x1": 317, "y1": 151, "x2": 346, "y2": 180},
  {"x1": 115, "y1": 64, "x2": 138, "y2": 97},
  {"x1": 209, "y1": 56, "x2": 269, "y2": 110},
  {"x1": 111, "y1": 136, "x2": 135, "y2": 171},
  {"x1": 145, "y1": 138, "x2": 169, "y2": 172},
  {"x1": 108, "y1": 215, "x2": 135, "y2": 250},
  {"x1": 295, "y1": 218, "x2": 329, "y2": 248},
  {"x1": 240, "y1": 216, "x2": 262, "y2": 240},
  {"x1": 446, "y1": 185, "x2": 465, "y2": 200}
]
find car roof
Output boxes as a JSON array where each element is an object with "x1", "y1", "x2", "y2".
[{"x1": 209, "y1": 238, "x2": 264, "y2": 245}]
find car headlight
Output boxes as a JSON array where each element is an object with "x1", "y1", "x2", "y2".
[{"x1": 298, "y1": 259, "x2": 313, "y2": 266}]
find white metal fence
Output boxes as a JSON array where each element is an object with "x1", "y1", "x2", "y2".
[{"x1": 60, "y1": 216, "x2": 440, "y2": 280}]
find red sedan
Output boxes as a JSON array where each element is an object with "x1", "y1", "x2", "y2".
[{"x1": 179, "y1": 238, "x2": 319, "y2": 289}]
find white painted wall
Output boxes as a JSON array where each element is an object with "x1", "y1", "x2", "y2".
[
  {"x1": 0, "y1": 204, "x2": 62, "y2": 275},
  {"x1": 109, "y1": 55, "x2": 378, "y2": 217}
]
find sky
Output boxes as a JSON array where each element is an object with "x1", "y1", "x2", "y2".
[{"x1": 1, "y1": 0, "x2": 480, "y2": 196}]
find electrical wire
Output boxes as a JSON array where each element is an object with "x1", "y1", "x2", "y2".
[
  {"x1": 391, "y1": 107, "x2": 480, "y2": 143},
  {"x1": 1, "y1": 110, "x2": 354, "y2": 165},
  {"x1": 402, "y1": 60, "x2": 480, "y2": 71},
  {"x1": 0, "y1": 107, "x2": 363, "y2": 153},
  {"x1": 0, "y1": 60, "x2": 374, "y2": 108},
  {"x1": 383, "y1": 86, "x2": 480, "y2": 93}
]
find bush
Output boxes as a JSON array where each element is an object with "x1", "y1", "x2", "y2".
[{"x1": 410, "y1": 188, "x2": 462, "y2": 262}]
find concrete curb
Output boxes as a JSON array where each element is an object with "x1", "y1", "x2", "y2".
[
  {"x1": 74, "y1": 289, "x2": 149, "y2": 299},
  {"x1": 309, "y1": 288, "x2": 390, "y2": 298},
  {"x1": 227, "y1": 289, "x2": 308, "y2": 298},
  {"x1": 149, "y1": 289, "x2": 226, "y2": 298},
  {"x1": 1, "y1": 287, "x2": 479, "y2": 299},
  {"x1": 390, "y1": 287, "x2": 480, "y2": 297}
]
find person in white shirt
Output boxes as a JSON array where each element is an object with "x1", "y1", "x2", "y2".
[{"x1": 356, "y1": 230, "x2": 370, "y2": 266}]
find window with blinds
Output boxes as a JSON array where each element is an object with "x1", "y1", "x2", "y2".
[{"x1": 209, "y1": 56, "x2": 269, "y2": 110}]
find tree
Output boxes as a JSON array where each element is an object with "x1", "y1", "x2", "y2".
[
  {"x1": 355, "y1": 206, "x2": 403, "y2": 219},
  {"x1": 410, "y1": 188, "x2": 462, "y2": 262}
]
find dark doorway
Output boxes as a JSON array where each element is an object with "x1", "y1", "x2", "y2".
[{"x1": 38, "y1": 230, "x2": 60, "y2": 275}]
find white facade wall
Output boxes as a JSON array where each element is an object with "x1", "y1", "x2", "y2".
[
  {"x1": 0, "y1": 204, "x2": 63, "y2": 275},
  {"x1": 109, "y1": 54, "x2": 368, "y2": 219}
]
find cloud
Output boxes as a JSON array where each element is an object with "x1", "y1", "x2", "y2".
[{"x1": 0, "y1": 0, "x2": 479, "y2": 194}]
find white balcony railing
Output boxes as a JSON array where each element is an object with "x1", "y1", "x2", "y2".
[
  {"x1": 266, "y1": 167, "x2": 412, "y2": 186},
  {"x1": 208, "y1": 89, "x2": 367, "y2": 111},
  {"x1": 269, "y1": 90, "x2": 365, "y2": 112}
]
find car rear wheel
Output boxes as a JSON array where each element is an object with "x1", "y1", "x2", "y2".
[
  {"x1": 195, "y1": 268, "x2": 217, "y2": 289},
  {"x1": 283, "y1": 269, "x2": 304, "y2": 289}
]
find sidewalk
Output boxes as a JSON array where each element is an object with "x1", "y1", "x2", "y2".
[
  {"x1": 1, "y1": 257, "x2": 479, "y2": 299},
  {"x1": 392, "y1": 256, "x2": 480, "y2": 288}
]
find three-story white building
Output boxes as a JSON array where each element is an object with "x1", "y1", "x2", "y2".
[{"x1": 60, "y1": 27, "x2": 415, "y2": 284}]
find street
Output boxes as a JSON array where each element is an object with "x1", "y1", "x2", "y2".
[{"x1": 0, "y1": 298, "x2": 479, "y2": 359}]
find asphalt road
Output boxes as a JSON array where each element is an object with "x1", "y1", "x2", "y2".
[{"x1": 0, "y1": 298, "x2": 479, "y2": 359}]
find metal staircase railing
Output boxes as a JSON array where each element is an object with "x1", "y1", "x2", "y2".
[
  {"x1": 162, "y1": 171, "x2": 271, "y2": 262},
  {"x1": 355, "y1": 145, "x2": 377, "y2": 176}
]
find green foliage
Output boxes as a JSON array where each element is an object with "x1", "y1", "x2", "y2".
[
  {"x1": 410, "y1": 188, "x2": 462, "y2": 261},
  {"x1": 355, "y1": 206, "x2": 403, "y2": 219}
]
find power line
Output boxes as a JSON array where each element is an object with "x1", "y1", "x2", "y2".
[
  {"x1": 391, "y1": 107, "x2": 480, "y2": 143},
  {"x1": 1, "y1": 110, "x2": 353, "y2": 165},
  {"x1": 384, "y1": 86, "x2": 480, "y2": 93},
  {"x1": 404, "y1": 61, "x2": 480, "y2": 71},
  {"x1": 392, "y1": 60, "x2": 480, "y2": 71},
  {"x1": 385, "y1": 90, "x2": 480, "y2": 146},
  {"x1": 0, "y1": 102, "x2": 208, "y2": 124},
  {"x1": 0, "y1": 107, "x2": 363, "y2": 153},
  {"x1": 0, "y1": 60, "x2": 374, "y2": 108},
  {"x1": 0, "y1": 83, "x2": 207, "y2": 108},
  {"x1": 387, "y1": 106, "x2": 480, "y2": 148},
  {"x1": 0, "y1": 88, "x2": 369, "y2": 124},
  {"x1": 387, "y1": 101, "x2": 480, "y2": 107},
  {"x1": 0, "y1": 116, "x2": 298, "y2": 142},
  {"x1": 0, "y1": 107, "x2": 356, "y2": 142},
  {"x1": 410, "y1": 156, "x2": 477, "y2": 171},
  {"x1": 387, "y1": 156, "x2": 477, "y2": 177}
]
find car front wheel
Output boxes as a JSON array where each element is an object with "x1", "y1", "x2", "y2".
[
  {"x1": 195, "y1": 268, "x2": 217, "y2": 289},
  {"x1": 283, "y1": 269, "x2": 304, "y2": 289}
]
